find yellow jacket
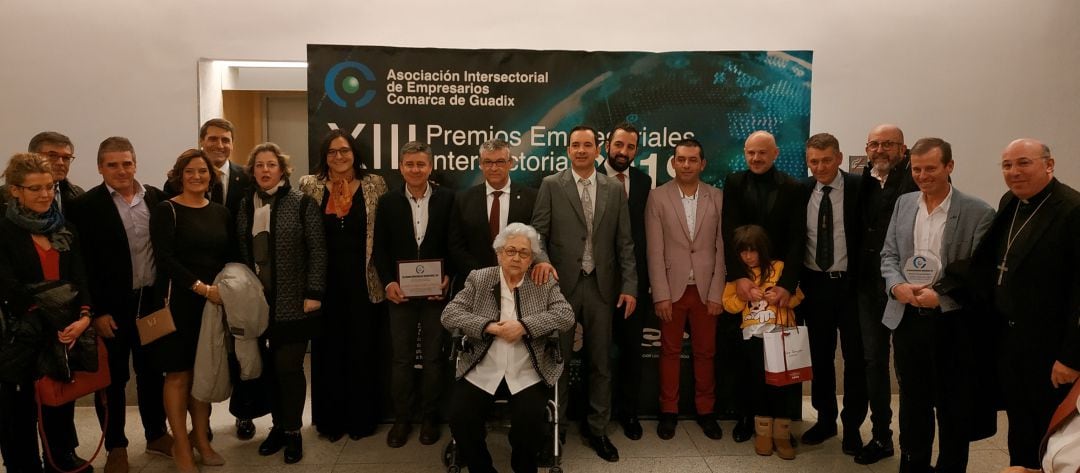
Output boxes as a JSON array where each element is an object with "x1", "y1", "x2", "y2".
[{"x1": 722, "y1": 261, "x2": 804, "y2": 332}]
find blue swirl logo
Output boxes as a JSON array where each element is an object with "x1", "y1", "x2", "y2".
[
  {"x1": 325, "y1": 61, "x2": 376, "y2": 108},
  {"x1": 912, "y1": 256, "x2": 927, "y2": 269}
]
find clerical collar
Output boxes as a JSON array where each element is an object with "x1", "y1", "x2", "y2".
[{"x1": 1018, "y1": 179, "x2": 1054, "y2": 205}]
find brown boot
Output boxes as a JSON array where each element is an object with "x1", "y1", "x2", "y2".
[
  {"x1": 753, "y1": 416, "x2": 773, "y2": 456},
  {"x1": 104, "y1": 448, "x2": 129, "y2": 473},
  {"x1": 773, "y1": 418, "x2": 796, "y2": 460}
]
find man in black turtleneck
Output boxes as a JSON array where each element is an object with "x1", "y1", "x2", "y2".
[{"x1": 720, "y1": 130, "x2": 806, "y2": 442}]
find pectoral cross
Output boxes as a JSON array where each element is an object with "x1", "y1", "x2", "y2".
[{"x1": 997, "y1": 260, "x2": 1008, "y2": 286}]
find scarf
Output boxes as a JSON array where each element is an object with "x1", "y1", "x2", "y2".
[
  {"x1": 327, "y1": 177, "x2": 354, "y2": 218},
  {"x1": 5, "y1": 200, "x2": 74, "y2": 251}
]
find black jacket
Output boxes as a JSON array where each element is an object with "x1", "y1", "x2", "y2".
[
  {"x1": 721, "y1": 167, "x2": 806, "y2": 293},
  {"x1": 448, "y1": 181, "x2": 536, "y2": 287},
  {"x1": 374, "y1": 183, "x2": 456, "y2": 289},
  {"x1": 598, "y1": 164, "x2": 652, "y2": 296}
]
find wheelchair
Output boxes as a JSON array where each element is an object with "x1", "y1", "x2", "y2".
[{"x1": 442, "y1": 329, "x2": 564, "y2": 473}]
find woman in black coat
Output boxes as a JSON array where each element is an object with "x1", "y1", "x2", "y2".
[
  {"x1": 236, "y1": 143, "x2": 326, "y2": 464},
  {"x1": 0, "y1": 153, "x2": 92, "y2": 473}
]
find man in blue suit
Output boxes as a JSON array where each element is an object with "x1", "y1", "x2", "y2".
[{"x1": 879, "y1": 137, "x2": 995, "y2": 473}]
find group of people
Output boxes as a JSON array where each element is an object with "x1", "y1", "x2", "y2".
[{"x1": 0, "y1": 118, "x2": 1074, "y2": 473}]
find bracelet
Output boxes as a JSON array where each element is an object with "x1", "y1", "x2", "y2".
[{"x1": 192, "y1": 280, "x2": 204, "y2": 294}]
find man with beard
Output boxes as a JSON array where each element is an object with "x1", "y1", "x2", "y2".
[
  {"x1": 853, "y1": 124, "x2": 917, "y2": 465},
  {"x1": 596, "y1": 122, "x2": 652, "y2": 440}
]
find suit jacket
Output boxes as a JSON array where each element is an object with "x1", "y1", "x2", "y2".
[
  {"x1": 448, "y1": 181, "x2": 537, "y2": 284},
  {"x1": 970, "y1": 178, "x2": 1080, "y2": 369},
  {"x1": 880, "y1": 187, "x2": 994, "y2": 328},
  {"x1": 67, "y1": 183, "x2": 167, "y2": 319},
  {"x1": 163, "y1": 161, "x2": 251, "y2": 217},
  {"x1": 721, "y1": 167, "x2": 806, "y2": 293},
  {"x1": 531, "y1": 168, "x2": 637, "y2": 302},
  {"x1": 441, "y1": 266, "x2": 575, "y2": 387},
  {"x1": 645, "y1": 180, "x2": 725, "y2": 305},
  {"x1": 598, "y1": 164, "x2": 651, "y2": 296},
  {"x1": 373, "y1": 183, "x2": 456, "y2": 290},
  {"x1": 800, "y1": 171, "x2": 864, "y2": 276}
]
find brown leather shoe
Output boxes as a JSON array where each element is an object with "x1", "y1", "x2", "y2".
[
  {"x1": 753, "y1": 416, "x2": 773, "y2": 456},
  {"x1": 104, "y1": 448, "x2": 128, "y2": 473},
  {"x1": 145, "y1": 433, "x2": 175, "y2": 458}
]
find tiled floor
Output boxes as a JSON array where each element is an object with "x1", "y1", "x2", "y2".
[{"x1": 67, "y1": 396, "x2": 1012, "y2": 473}]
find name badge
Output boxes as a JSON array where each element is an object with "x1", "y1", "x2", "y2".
[
  {"x1": 398, "y1": 259, "x2": 444, "y2": 297},
  {"x1": 903, "y1": 254, "x2": 941, "y2": 286}
]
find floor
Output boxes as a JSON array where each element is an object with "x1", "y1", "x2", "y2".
[{"x1": 66, "y1": 395, "x2": 1013, "y2": 473}]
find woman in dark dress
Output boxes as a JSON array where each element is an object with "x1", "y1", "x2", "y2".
[
  {"x1": 236, "y1": 143, "x2": 325, "y2": 463},
  {"x1": 299, "y1": 130, "x2": 388, "y2": 442},
  {"x1": 149, "y1": 149, "x2": 231, "y2": 472},
  {"x1": 0, "y1": 153, "x2": 92, "y2": 473}
]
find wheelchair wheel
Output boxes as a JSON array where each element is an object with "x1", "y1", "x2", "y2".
[{"x1": 549, "y1": 467, "x2": 562, "y2": 473}]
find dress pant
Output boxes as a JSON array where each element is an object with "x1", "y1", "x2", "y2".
[
  {"x1": 0, "y1": 381, "x2": 40, "y2": 472},
  {"x1": 737, "y1": 336, "x2": 800, "y2": 418},
  {"x1": 893, "y1": 307, "x2": 972, "y2": 473},
  {"x1": 94, "y1": 287, "x2": 168, "y2": 450},
  {"x1": 611, "y1": 291, "x2": 646, "y2": 422},
  {"x1": 449, "y1": 379, "x2": 547, "y2": 473},
  {"x1": 555, "y1": 272, "x2": 613, "y2": 437},
  {"x1": 388, "y1": 299, "x2": 447, "y2": 421},
  {"x1": 999, "y1": 323, "x2": 1068, "y2": 469},
  {"x1": 800, "y1": 270, "x2": 868, "y2": 431},
  {"x1": 311, "y1": 296, "x2": 383, "y2": 437},
  {"x1": 265, "y1": 339, "x2": 310, "y2": 432},
  {"x1": 659, "y1": 286, "x2": 716, "y2": 414},
  {"x1": 856, "y1": 278, "x2": 895, "y2": 442}
]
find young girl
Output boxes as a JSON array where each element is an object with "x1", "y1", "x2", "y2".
[{"x1": 722, "y1": 224, "x2": 804, "y2": 460}]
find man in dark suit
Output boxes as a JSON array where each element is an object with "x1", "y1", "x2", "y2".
[
  {"x1": 0, "y1": 131, "x2": 85, "y2": 212},
  {"x1": 853, "y1": 123, "x2": 918, "y2": 465},
  {"x1": 971, "y1": 138, "x2": 1080, "y2": 469},
  {"x1": 448, "y1": 138, "x2": 536, "y2": 290},
  {"x1": 374, "y1": 141, "x2": 455, "y2": 449},
  {"x1": 596, "y1": 122, "x2": 651, "y2": 440},
  {"x1": 797, "y1": 133, "x2": 868, "y2": 454},
  {"x1": 67, "y1": 137, "x2": 171, "y2": 473},
  {"x1": 720, "y1": 130, "x2": 806, "y2": 442},
  {"x1": 531, "y1": 125, "x2": 637, "y2": 462},
  {"x1": 880, "y1": 138, "x2": 995, "y2": 473}
]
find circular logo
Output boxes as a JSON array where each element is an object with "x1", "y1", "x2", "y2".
[
  {"x1": 912, "y1": 256, "x2": 927, "y2": 269},
  {"x1": 324, "y1": 61, "x2": 376, "y2": 108},
  {"x1": 415, "y1": 265, "x2": 425, "y2": 274}
]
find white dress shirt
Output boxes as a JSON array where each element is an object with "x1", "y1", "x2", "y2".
[
  {"x1": 107, "y1": 181, "x2": 155, "y2": 289},
  {"x1": 681, "y1": 184, "x2": 698, "y2": 282},
  {"x1": 486, "y1": 178, "x2": 510, "y2": 232},
  {"x1": 603, "y1": 161, "x2": 630, "y2": 196},
  {"x1": 804, "y1": 172, "x2": 848, "y2": 272},
  {"x1": 408, "y1": 183, "x2": 433, "y2": 246},
  {"x1": 465, "y1": 269, "x2": 542, "y2": 395},
  {"x1": 217, "y1": 161, "x2": 230, "y2": 199},
  {"x1": 913, "y1": 186, "x2": 953, "y2": 271}
]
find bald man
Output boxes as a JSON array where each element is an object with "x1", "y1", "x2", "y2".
[
  {"x1": 970, "y1": 139, "x2": 1080, "y2": 469},
  {"x1": 720, "y1": 130, "x2": 806, "y2": 442}
]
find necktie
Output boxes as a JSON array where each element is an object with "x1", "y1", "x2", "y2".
[
  {"x1": 580, "y1": 179, "x2": 594, "y2": 273},
  {"x1": 488, "y1": 190, "x2": 503, "y2": 241},
  {"x1": 615, "y1": 172, "x2": 628, "y2": 197},
  {"x1": 816, "y1": 185, "x2": 834, "y2": 271}
]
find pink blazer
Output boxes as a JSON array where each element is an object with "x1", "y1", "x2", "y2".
[{"x1": 645, "y1": 180, "x2": 726, "y2": 305}]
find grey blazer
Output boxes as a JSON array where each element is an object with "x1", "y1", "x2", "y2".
[
  {"x1": 531, "y1": 168, "x2": 637, "y2": 302},
  {"x1": 880, "y1": 187, "x2": 994, "y2": 328},
  {"x1": 441, "y1": 267, "x2": 576, "y2": 387}
]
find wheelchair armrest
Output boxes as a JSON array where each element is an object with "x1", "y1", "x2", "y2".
[{"x1": 448, "y1": 328, "x2": 473, "y2": 361}]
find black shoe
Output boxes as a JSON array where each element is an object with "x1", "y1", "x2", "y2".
[
  {"x1": 348, "y1": 424, "x2": 377, "y2": 440},
  {"x1": 419, "y1": 418, "x2": 441, "y2": 445},
  {"x1": 841, "y1": 430, "x2": 864, "y2": 456},
  {"x1": 319, "y1": 430, "x2": 344, "y2": 443},
  {"x1": 620, "y1": 416, "x2": 643, "y2": 440},
  {"x1": 800, "y1": 422, "x2": 837, "y2": 445},
  {"x1": 236, "y1": 418, "x2": 256, "y2": 441},
  {"x1": 899, "y1": 453, "x2": 934, "y2": 473},
  {"x1": 657, "y1": 413, "x2": 677, "y2": 440},
  {"x1": 386, "y1": 422, "x2": 411, "y2": 448},
  {"x1": 732, "y1": 416, "x2": 753, "y2": 443},
  {"x1": 259, "y1": 429, "x2": 287, "y2": 456},
  {"x1": 696, "y1": 414, "x2": 723, "y2": 440},
  {"x1": 583, "y1": 433, "x2": 619, "y2": 462},
  {"x1": 854, "y1": 438, "x2": 894, "y2": 465},
  {"x1": 44, "y1": 451, "x2": 91, "y2": 473},
  {"x1": 283, "y1": 432, "x2": 303, "y2": 464}
]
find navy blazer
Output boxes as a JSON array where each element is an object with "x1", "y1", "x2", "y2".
[{"x1": 448, "y1": 181, "x2": 537, "y2": 283}]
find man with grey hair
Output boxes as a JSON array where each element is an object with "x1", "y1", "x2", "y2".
[
  {"x1": 0, "y1": 131, "x2": 85, "y2": 212},
  {"x1": 449, "y1": 139, "x2": 537, "y2": 291}
]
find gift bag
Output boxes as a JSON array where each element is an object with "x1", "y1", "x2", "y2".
[{"x1": 763, "y1": 326, "x2": 813, "y2": 386}]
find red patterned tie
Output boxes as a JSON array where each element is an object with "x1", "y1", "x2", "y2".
[
  {"x1": 489, "y1": 190, "x2": 503, "y2": 241},
  {"x1": 616, "y1": 173, "x2": 628, "y2": 196}
]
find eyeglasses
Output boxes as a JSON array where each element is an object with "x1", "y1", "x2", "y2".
[
  {"x1": 480, "y1": 159, "x2": 510, "y2": 168},
  {"x1": 866, "y1": 141, "x2": 899, "y2": 151},
  {"x1": 501, "y1": 247, "x2": 533, "y2": 259},
  {"x1": 41, "y1": 151, "x2": 76, "y2": 163},
  {"x1": 327, "y1": 148, "x2": 352, "y2": 158},
  {"x1": 14, "y1": 183, "x2": 58, "y2": 193}
]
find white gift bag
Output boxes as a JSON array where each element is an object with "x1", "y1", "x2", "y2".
[{"x1": 763, "y1": 326, "x2": 813, "y2": 386}]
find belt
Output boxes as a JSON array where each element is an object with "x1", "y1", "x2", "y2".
[
  {"x1": 906, "y1": 306, "x2": 942, "y2": 316},
  {"x1": 805, "y1": 269, "x2": 847, "y2": 280}
]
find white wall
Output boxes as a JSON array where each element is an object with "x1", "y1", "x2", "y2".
[{"x1": 1, "y1": 0, "x2": 1077, "y2": 205}]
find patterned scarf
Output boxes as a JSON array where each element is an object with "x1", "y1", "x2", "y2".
[
  {"x1": 328, "y1": 177, "x2": 354, "y2": 218},
  {"x1": 5, "y1": 200, "x2": 74, "y2": 251}
]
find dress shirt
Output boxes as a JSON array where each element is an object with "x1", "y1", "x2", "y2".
[
  {"x1": 486, "y1": 178, "x2": 510, "y2": 232},
  {"x1": 408, "y1": 182, "x2": 433, "y2": 246},
  {"x1": 603, "y1": 161, "x2": 630, "y2": 196},
  {"x1": 870, "y1": 166, "x2": 888, "y2": 189},
  {"x1": 913, "y1": 186, "x2": 953, "y2": 269},
  {"x1": 573, "y1": 168, "x2": 596, "y2": 217},
  {"x1": 681, "y1": 183, "x2": 698, "y2": 282},
  {"x1": 217, "y1": 161, "x2": 230, "y2": 198},
  {"x1": 465, "y1": 268, "x2": 542, "y2": 395},
  {"x1": 107, "y1": 181, "x2": 155, "y2": 289},
  {"x1": 804, "y1": 172, "x2": 848, "y2": 272}
]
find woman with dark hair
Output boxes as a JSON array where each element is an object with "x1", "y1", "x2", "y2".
[
  {"x1": 0, "y1": 153, "x2": 92, "y2": 473},
  {"x1": 299, "y1": 129, "x2": 388, "y2": 442},
  {"x1": 150, "y1": 149, "x2": 231, "y2": 472},
  {"x1": 237, "y1": 143, "x2": 325, "y2": 463}
]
